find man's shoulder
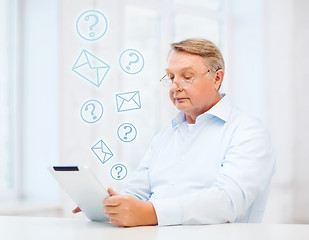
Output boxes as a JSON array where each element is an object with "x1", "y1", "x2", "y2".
[
  {"x1": 229, "y1": 106, "x2": 261, "y2": 123},
  {"x1": 227, "y1": 106, "x2": 269, "y2": 137},
  {"x1": 218, "y1": 95, "x2": 263, "y2": 127}
]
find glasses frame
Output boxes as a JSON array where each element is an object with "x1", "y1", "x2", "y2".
[{"x1": 160, "y1": 69, "x2": 211, "y2": 89}]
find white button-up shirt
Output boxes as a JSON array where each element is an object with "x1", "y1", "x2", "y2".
[{"x1": 121, "y1": 95, "x2": 275, "y2": 226}]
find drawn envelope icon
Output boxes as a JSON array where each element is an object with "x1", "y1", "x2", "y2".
[
  {"x1": 91, "y1": 140, "x2": 113, "y2": 164},
  {"x1": 116, "y1": 91, "x2": 141, "y2": 112},
  {"x1": 72, "y1": 49, "x2": 110, "y2": 87}
]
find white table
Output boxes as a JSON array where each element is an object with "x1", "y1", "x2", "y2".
[{"x1": 0, "y1": 216, "x2": 308, "y2": 240}]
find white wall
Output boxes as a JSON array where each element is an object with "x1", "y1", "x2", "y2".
[
  {"x1": 293, "y1": 0, "x2": 309, "y2": 223},
  {"x1": 261, "y1": 0, "x2": 309, "y2": 223}
]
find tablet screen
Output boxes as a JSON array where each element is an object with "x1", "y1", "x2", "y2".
[{"x1": 49, "y1": 166, "x2": 109, "y2": 221}]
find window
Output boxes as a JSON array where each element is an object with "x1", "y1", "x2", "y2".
[
  {"x1": 0, "y1": 0, "x2": 59, "y2": 208},
  {"x1": 0, "y1": 0, "x2": 18, "y2": 201}
]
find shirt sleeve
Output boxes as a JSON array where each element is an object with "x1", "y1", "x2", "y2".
[
  {"x1": 151, "y1": 118, "x2": 275, "y2": 226},
  {"x1": 119, "y1": 150, "x2": 152, "y2": 201},
  {"x1": 120, "y1": 131, "x2": 161, "y2": 201}
]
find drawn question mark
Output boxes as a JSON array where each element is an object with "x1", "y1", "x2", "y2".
[
  {"x1": 111, "y1": 164, "x2": 127, "y2": 180},
  {"x1": 115, "y1": 166, "x2": 123, "y2": 178},
  {"x1": 123, "y1": 125, "x2": 133, "y2": 140},
  {"x1": 126, "y1": 52, "x2": 139, "y2": 70},
  {"x1": 117, "y1": 123, "x2": 137, "y2": 142},
  {"x1": 85, "y1": 103, "x2": 96, "y2": 120},
  {"x1": 85, "y1": 14, "x2": 99, "y2": 38}
]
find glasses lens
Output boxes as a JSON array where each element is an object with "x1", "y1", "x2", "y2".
[
  {"x1": 160, "y1": 78, "x2": 172, "y2": 87},
  {"x1": 178, "y1": 80, "x2": 190, "y2": 89}
]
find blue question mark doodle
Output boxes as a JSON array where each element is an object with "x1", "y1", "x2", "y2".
[
  {"x1": 115, "y1": 166, "x2": 123, "y2": 178},
  {"x1": 80, "y1": 100, "x2": 103, "y2": 124},
  {"x1": 76, "y1": 10, "x2": 108, "y2": 41},
  {"x1": 111, "y1": 164, "x2": 127, "y2": 180},
  {"x1": 126, "y1": 52, "x2": 139, "y2": 71},
  {"x1": 119, "y1": 49, "x2": 144, "y2": 74},
  {"x1": 85, "y1": 14, "x2": 99, "y2": 37},
  {"x1": 123, "y1": 125, "x2": 132, "y2": 140},
  {"x1": 85, "y1": 103, "x2": 96, "y2": 120},
  {"x1": 117, "y1": 123, "x2": 137, "y2": 142}
]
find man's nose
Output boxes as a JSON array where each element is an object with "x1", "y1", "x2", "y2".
[{"x1": 170, "y1": 81, "x2": 182, "y2": 91}]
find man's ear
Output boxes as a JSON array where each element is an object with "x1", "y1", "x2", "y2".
[{"x1": 214, "y1": 69, "x2": 224, "y2": 91}]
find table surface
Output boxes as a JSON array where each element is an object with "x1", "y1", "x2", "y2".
[{"x1": 1, "y1": 216, "x2": 309, "y2": 240}]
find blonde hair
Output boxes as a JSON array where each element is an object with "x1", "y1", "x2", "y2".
[{"x1": 171, "y1": 38, "x2": 225, "y2": 71}]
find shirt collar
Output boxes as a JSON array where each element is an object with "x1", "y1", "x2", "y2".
[
  {"x1": 172, "y1": 111, "x2": 186, "y2": 128},
  {"x1": 205, "y1": 93, "x2": 232, "y2": 122},
  {"x1": 171, "y1": 93, "x2": 232, "y2": 128}
]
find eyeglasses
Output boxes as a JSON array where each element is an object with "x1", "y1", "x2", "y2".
[{"x1": 160, "y1": 69, "x2": 211, "y2": 89}]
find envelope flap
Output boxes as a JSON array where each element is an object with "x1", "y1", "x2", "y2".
[
  {"x1": 92, "y1": 141, "x2": 102, "y2": 150},
  {"x1": 92, "y1": 140, "x2": 112, "y2": 155},
  {"x1": 117, "y1": 91, "x2": 138, "y2": 102},
  {"x1": 72, "y1": 50, "x2": 89, "y2": 69},
  {"x1": 84, "y1": 50, "x2": 110, "y2": 69}
]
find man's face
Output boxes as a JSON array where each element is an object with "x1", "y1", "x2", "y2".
[{"x1": 166, "y1": 50, "x2": 223, "y2": 119}]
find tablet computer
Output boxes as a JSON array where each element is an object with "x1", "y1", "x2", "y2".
[{"x1": 48, "y1": 166, "x2": 109, "y2": 221}]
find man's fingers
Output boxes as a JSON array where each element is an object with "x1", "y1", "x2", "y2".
[
  {"x1": 104, "y1": 206, "x2": 119, "y2": 215},
  {"x1": 103, "y1": 189, "x2": 122, "y2": 207},
  {"x1": 109, "y1": 218, "x2": 123, "y2": 227},
  {"x1": 103, "y1": 196, "x2": 121, "y2": 207},
  {"x1": 72, "y1": 207, "x2": 81, "y2": 214},
  {"x1": 108, "y1": 187, "x2": 118, "y2": 196}
]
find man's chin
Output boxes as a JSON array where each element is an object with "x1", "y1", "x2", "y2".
[{"x1": 175, "y1": 104, "x2": 189, "y2": 112}]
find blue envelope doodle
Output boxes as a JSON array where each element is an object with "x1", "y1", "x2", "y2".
[
  {"x1": 116, "y1": 91, "x2": 141, "y2": 112},
  {"x1": 91, "y1": 140, "x2": 113, "y2": 164},
  {"x1": 72, "y1": 49, "x2": 110, "y2": 87}
]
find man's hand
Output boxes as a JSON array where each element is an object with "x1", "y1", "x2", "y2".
[{"x1": 103, "y1": 188, "x2": 158, "y2": 227}]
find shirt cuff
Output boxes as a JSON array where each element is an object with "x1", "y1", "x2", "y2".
[{"x1": 151, "y1": 198, "x2": 183, "y2": 226}]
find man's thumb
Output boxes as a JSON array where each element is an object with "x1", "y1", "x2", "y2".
[{"x1": 108, "y1": 187, "x2": 118, "y2": 196}]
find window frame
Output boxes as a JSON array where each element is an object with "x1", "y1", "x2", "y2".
[{"x1": 0, "y1": 0, "x2": 22, "y2": 202}]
